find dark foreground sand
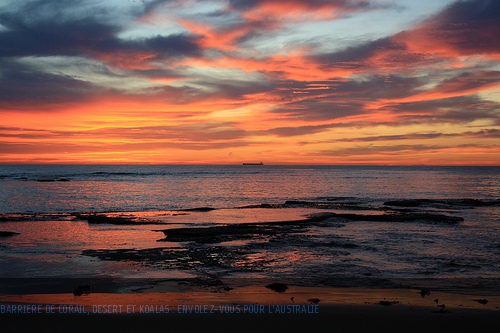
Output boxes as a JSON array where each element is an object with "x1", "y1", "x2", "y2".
[{"x1": 2, "y1": 286, "x2": 499, "y2": 333}]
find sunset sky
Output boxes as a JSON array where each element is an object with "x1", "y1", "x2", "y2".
[{"x1": 1, "y1": 0, "x2": 499, "y2": 165}]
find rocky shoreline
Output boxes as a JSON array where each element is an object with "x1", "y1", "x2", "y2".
[
  {"x1": 0, "y1": 231, "x2": 20, "y2": 237},
  {"x1": 2, "y1": 197, "x2": 497, "y2": 293},
  {"x1": 79, "y1": 208, "x2": 476, "y2": 292},
  {"x1": 1, "y1": 196, "x2": 484, "y2": 225}
]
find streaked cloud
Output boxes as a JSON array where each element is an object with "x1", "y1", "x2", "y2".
[{"x1": 0, "y1": 0, "x2": 499, "y2": 164}]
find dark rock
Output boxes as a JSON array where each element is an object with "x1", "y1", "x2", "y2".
[
  {"x1": 474, "y1": 299, "x2": 488, "y2": 305},
  {"x1": 156, "y1": 208, "x2": 462, "y2": 246},
  {"x1": 237, "y1": 203, "x2": 279, "y2": 209},
  {"x1": 265, "y1": 283, "x2": 288, "y2": 293},
  {"x1": 157, "y1": 220, "x2": 310, "y2": 244},
  {"x1": 179, "y1": 207, "x2": 215, "y2": 212},
  {"x1": 206, "y1": 279, "x2": 223, "y2": 286},
  {"x1": 308, "y1": 298, "x2": 321, "y2": 304},
  {"x1": 77, "y1": 214, "x2": 135, "y2": 225},
  {"x1": 420, "y1": 289, "x2": 431, "y2": 297},
  {"x1": 285, "y1": 200, "x2": 317, "y2": 206},
  {"x1": 384, "y1": 199, "x2": 426, "y2": 207},
  {"x1": 0, "y1": 231, "x2": 20, "y2": 237},
  {"x1": 82, "y1": 246, "x2": 254, "y2": 272},
  {"x1": 384, "y1": 198, "x2": 500, "y2": 209},
  {"x1": 77, "y1": 213, "x2": 164, "y2": 225},
  {"x1": 73, "y1": 285, "x2": 91, "y2": 296},
  {"x1": 344, "y1": 212, "x2": 463, "y2": 224},
  {"x1": 379, "y1": 300, "x2": 399, "y2": 306}
]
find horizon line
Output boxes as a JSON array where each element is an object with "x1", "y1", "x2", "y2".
[{"x1": 1, "y1": 162, "x2": 498, "y2": 167}]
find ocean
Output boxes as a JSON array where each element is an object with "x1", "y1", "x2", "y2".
[{"x1": 1, "y1": 165, "x2": 499, "y2": 293}]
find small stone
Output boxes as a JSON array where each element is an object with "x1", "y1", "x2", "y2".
[{"x1": 265, "y1": 283, "x2": 288, "y2": 293}]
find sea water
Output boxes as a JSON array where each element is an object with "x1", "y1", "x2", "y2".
[
  {"x1": 1, "y1": 165, "x2": 499, "y2": 213},
  {"x1": 0, "y1": 165, "x2": 499, "y2": 292}
]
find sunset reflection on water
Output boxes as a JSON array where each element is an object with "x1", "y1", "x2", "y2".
[{"x1": 1, "y1": 165, "x2": 499, "y2": 291}]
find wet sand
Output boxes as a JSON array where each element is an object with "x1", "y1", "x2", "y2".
[{"x1": 2, "y1": 285, "x2": 499, "y2": 333}]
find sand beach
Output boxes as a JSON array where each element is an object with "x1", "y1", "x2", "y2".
[{"x1": 2, "y1": 282, "x2": 499, "y2": 333}]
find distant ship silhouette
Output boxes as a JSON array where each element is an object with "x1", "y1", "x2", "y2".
[{"x1": 243, "y1": 162, "x2": 263, "y2": 165}]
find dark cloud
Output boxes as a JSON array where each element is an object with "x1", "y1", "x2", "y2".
[
  {"x1": 0, "y1": 1, "x2": 201, "y2": 65},
  {"x1": 228, "y1": 0, "x2": 373, "y2": 11},
  {"x1": 433, "y1": 71, "x2": 500, "y2": 94},
  {"x1": 415, "y1": 0, "x2": 500, "y2": 55},
  {"x1": 464, "y1": 129, "x2": 500, "y2": 138},
  {"x1": 200, "y1": 78, "x2": 272, "y2": 100},
  {"x1": 335, "y1": 133, "x2": 447, "y2": 142},
  {"x1": 327, "y1": 75, "x2": 422, "y2": 100},
  {"x1": 0, "y1": 59, "x2": 103, "y2": 108},
  {"x1": 266, "y1": 123, "x2": 338, "y2": 137},
  {"x1": 228, "y1": 0, "x2": 259, "y2": 10},
  {"x1": 0, "y1": 121, "x2": 250, "y2": 143},
  {"x1": 0, "y1": 10, "x2": 119, "y2": 57},
  {"x1": 267, "y1": 75, "x2": 423, "y2": 121},
  {"x1": 0, "y1": 126, "x2": 61, "y2": 140},
  {"x1": 112, "y1": 123, "x2": 250, "y2": 142},
  {"x1": 140, "y1": 75, "x2": 272, "y2": 104},
  {"x1": 271, "y1": 99, "x2": 365, "y2": 122},
  {"x1": 311, "y1": 0, "x2": 500, "y2": 74},
  {"x1": 309, "y1": 144, "x2": 432, "y2": 158},
  {"x1": 313, "y1": 37, "x2": 402, "y2": 70},
  {"x1": 330, "y1": 129, "x2": 500, "y2": 143},
  {"x1": 0, "y1": 0, "x2": 202, "y2": 107},
  {"x1": 141, "y1": 34, "x2": 200, "y2": 59},
  {"x1": 391, "y1": 95, "x2": 500, "y2": 124},
  {"x1": 312, "y1": 35, "x2": 439, "y2": 74}
]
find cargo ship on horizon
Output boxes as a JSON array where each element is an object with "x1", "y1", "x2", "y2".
[{"x1": 242, "y1": 162, "x2": 263, "y2": 165}]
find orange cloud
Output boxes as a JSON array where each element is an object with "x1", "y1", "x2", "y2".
[{"x1": 233, "y1": 0, "x2": 356, "y2": 22}]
